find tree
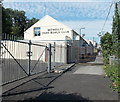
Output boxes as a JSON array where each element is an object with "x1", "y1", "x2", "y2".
[
  {"x1": 25, "y1": 18, "x2": 39, "y2": 30},
  {"x1": 2, "y1": 7, "x2": 13, "y2": 35},
  {"x1": 2, "y1": 7, "x2": 27, "y2": 39},
  {"x1": 11, "y1": 10, "x2": 27, "y2": 38},
  {"x1": 112, "y1": 2, "x2": 120, "y2": 58},
  {"x1": 2, "y1": 7, "x2": 39, "y2": 40},
  {"x1": 101, "y1": 32, "x2": 113, "y2": 64}
]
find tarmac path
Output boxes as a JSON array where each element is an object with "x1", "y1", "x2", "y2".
[
  {"x1": 2, "y1": 56, "x2": 118, "y2": 101},
  {"x1": 35, "y1": 64, "x2": 118, "y2": 101}
]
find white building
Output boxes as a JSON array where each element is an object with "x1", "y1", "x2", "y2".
[
  {"x1": 24, "y1": 15, "x2": 80, "y2": 45},
  {"x1": 24, "y1": 15, "x2": 94, "y2": 63}
]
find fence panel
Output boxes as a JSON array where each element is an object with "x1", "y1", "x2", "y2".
[
  {"x1": 1, "y1": 39, "x2": 68, "y2": 85},
  {"x1": 1, "y1": 40, "x2": 29, "y2": 85},
  {"x1": 30, "y1": 42, "x2": 48, "y2": 75},
  {"x1": 51, "y1": 43, "x2": 66, "y2": 68}
]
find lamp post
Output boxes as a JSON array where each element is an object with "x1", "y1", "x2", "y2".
[
  {"x1": 79, "y1": 27, "x2": 85, "y2": 61},
  {"x1": 97, "y1": 31, "x2": 104, "y2": 44},
  {"x1": 80, "y1": 27, "x2": 85, "y2": 46},
  {"x1": 97, "y1": 32, "x2": 103, "y2": 56}
]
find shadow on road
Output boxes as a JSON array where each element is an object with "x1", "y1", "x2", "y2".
[
  {"x1": 2, "y1": 73, "x2": 63, "y2": 98},
  {"x1": 79, "y1": 54, "x2": 97, "y2": 63},
  {"x1": 2, "y1": 68, "x2": 91, "y2": 101},
  {"x1": 2, "y1": 86, "x2": 54, "y2": 97},
  {"x1": 23, "y1": 92, "x2": 89, "y2": 101}
]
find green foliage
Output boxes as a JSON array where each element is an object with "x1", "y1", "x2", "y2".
[
  {"x1": 104, "y1": 63, "x2": 120, "y2": 92},
  {"x1": 2, "y1": 7, "x2": 39, "y2": 40},
  {"x1": 2, "y1": 7, "x2": 26, "y2": 38},
  {"x1": 25, "y1": 18, "x2": 39, "y2": 30},
  {"x1": 102, "y1": 2, "x2": 120, "y2": 93},
  {"x1": 112, "y1": 3, "x2": 120, "y2": 58},
  {"x1": 2, "y1": 7, "x2": 13, "y2": 34},
  {"x1": 101, "y1": 32, "x2": 113, "y2": 65}
]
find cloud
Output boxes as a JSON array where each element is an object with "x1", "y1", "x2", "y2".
[
  {"x1": 62, "y1": 20, "x2": 112, "y2": 43},
  {"x1": 2, "y1": 1, "x2": 114, "y2": 43},
  {"x1": 3, "y1": 0, "x2": 113, "y2": 2},
  {"x1": 62, "y1": 20, "x2": 112, "y2": 36},
  {"x1": 3, "y1": 2, "x2": 114, "y2": 21}
]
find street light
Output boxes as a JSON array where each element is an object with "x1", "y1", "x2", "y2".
[
  {"x1": 82, "y1": 34, "x2": 85, "y2": 38},
  {"x1": 80, "y1": 27, "x2": 85, "y2": 46},
  {"x1": 97, "y1": 31, "x2": 104, "y2": 44},
  {"x1": 80, "y1": 27, "x2": 85, "y2": 37},
  {"x1": 79, "y1": 27, "x2": 85, "y2": 61}
]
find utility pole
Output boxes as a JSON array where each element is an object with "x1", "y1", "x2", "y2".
[
  {"x1": 79, "y1": 27, "x2": 85, "y2": 61},
  {"x1": 79, "y1": 27, "x2": 85, "y2": 46},
  {"x1": 0, "y1": 1, "x2": 2, "y2": 101}
]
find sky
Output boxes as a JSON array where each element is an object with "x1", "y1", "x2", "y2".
[{"x1": 2, "y1": 0, "x2": 119, "y2": 43}]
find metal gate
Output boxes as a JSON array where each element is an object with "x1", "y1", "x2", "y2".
[{"x1": 1, "y1": 40, "x2": 48, "y2": 85}]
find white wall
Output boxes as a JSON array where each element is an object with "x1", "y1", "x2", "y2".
[
  {"x1": 24, "y1": 15, "x2": 73, "y2": 42},
  {"x1": 24, "y1": 26, "x2": 73, "y2": 41},
  {"x1": 1, "y1": 41, "x2": 67, "y2": 64}
]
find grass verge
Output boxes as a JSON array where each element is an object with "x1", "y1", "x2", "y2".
[{"x1": 103, "y1": 63, "x2": 120, "y2": 92}]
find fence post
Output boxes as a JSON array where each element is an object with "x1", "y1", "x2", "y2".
[
  {"x1": 60, "y1": 44, "x2": 62, "y2": 65},
  {"x1": 53, "y1": 42, "x2": 56, "y2": 68},
  {"x1": 28, "y1": 40, "x2": 32, "y2": 76},
  {"x1": 48, "y1": 43, "x2": 51, "y2": 73},
  {"x1": 0, "y1": 2, "x2": 2, "y2": 99}
]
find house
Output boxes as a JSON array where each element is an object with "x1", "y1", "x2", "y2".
[
  {"x1": 84, "y1": 39, "x2": 94, "y2": 56},
  {"x1": 24, "y1": 15, "x2": 80, "y2": 45},
  {"x1": 24, "y1": 15, "x2": 94, "y2": 63}
]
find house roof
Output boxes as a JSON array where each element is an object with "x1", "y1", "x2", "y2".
[
  {"x1": 84, "y1": 39, "x2": 94, "y2": 46},
  {"x1": 25, "y1": 15, "x2": 72, "y2": 32}
]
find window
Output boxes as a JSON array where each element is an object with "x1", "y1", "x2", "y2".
[{"x1": 34, "y1": 27, "x2": 41, "y2": 36}]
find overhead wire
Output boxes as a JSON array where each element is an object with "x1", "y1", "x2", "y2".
[
  {"x1": 80, "y1": 1, "x2": 114, "y2": 27},
  {"x1": 100, "y1": 1, "x2": 114, "y2": 35}
]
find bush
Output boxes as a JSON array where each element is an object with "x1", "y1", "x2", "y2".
[{"x1": 104, "y1": 63, "x2": 120, "y2": 92}]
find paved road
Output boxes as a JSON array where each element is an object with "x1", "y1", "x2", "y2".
[
  {"x1": 36, "y1": 64, "x2": 118, "y2": 101},
  {"x1": 73, "y1": 64, "x2": 104, "y2": 75},
  {"x1": 2, "y1": 57, "x2": 118, "y2": 101}
]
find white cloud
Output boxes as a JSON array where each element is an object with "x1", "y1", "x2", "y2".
[
  {"x1": 3, "y1": 0, "x2": 113, "y2": 2},
  {"x1": 2, "y1": 1, "x2": 113, "y2": 43},
  {"x1": 62, "y1": 20, "x2": 112, "y2": 43},
  {"x1": 3, "y1": 2, "x2": 114, "y2": 20},
  {"x1": 62, "y1": 20, "x2": 112, "y2": 36}
]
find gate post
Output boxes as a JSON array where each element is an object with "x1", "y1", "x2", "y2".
[
  {"x1": 0, "y1": 2, "x2": 2, "y2": 100},
  {"x1": 60, "y1": 44, "x2": 62, "y2": 65},
  {"x1": 28, "y1": 40, "x2": 32, "y2": 76},
  {"x1": 53, "y1": 42, "x2": 55, "y2": 68},
  {"x1": 48, "y1": 43, "x2": 51, "y2": 73}
]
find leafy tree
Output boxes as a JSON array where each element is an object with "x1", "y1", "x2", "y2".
[
  {"x1": 112, "y1": 2, "x2": 120, "y2": 58},
  {"x1": 2, "y1": 6, "x2": 39, "y2": 39},
  {"x1": 25, "y1": 18, "x2": 39, "y2": 30},
  {"x1": 2, "y1": 7, "x2": 13, "y2": 35},
  {"x1": 2, "y1": 7, "x2": 27, "y2": 39},
  {"x1": 11, "y1": 10, "x2": 27, "y2": 38},
  {"x1": 101, "y1": 32, "x2": 113, "y2": 64}
]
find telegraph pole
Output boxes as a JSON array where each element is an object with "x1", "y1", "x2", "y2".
[
  {"x1": 0, "y1": 1, "x2": 2, "y2": 101},
  {"x1": 79, "y1": 27, "x2": 85, "y2": 61}
]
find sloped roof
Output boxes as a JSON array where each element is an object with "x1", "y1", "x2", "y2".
[
  {"x1": 84, "y1": 39, "x2": 94, "y2": 46},
  {"x1": 25, "y1": 15, "x2": 72, "y2": 32}
]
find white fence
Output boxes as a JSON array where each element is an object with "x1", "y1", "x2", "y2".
[
  {"x1": 1, "y1": 40, "x2": 67, "y2": 85},
  {"x1": 1, "y1": 39, "x2": 95, "y2": 84}
]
